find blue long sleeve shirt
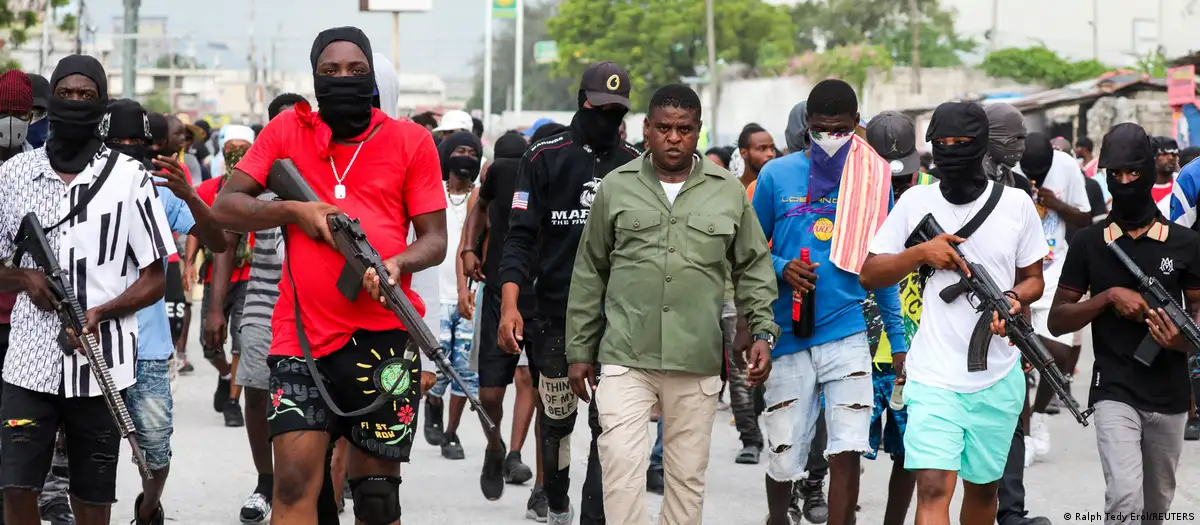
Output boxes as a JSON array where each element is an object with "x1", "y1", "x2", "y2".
[{"x1": 750, "y1": 152, "x2": 906, "y2": 359}]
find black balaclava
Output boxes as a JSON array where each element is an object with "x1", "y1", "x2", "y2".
[
  {"x1": 101, "y1": 99, "x2": 154, "y2": 169},
  {"x1": 47, "y1": 55, "x2": 108, "y2": 173},
  {"x1": 926, "y1": 102, "x2": 989, "y2": 205},
  {"x1": 438, "y1": 130, "x2": 483, "y2": 183},
  {"x1": 531, "y1": 123, "x2": 569, "y2": 144},
  {"x1": 147, "y1": 112, "x2": 170, "y2": 159},
  {"x1": 1019, "y1": 132, "x2": 1055, "y2": 187},
  {"x1": 1100, "y1": 123, "x2": 1159, "y2": 231},
  {"x1": 574, "y1": 89, "x2": 628, "y2": 150},
  {"x1": 494, "y1": 132, "x2": 528, "y2": 160},
  {"x1": 310, "y1": 27, "x2": 376, "y2": 139}
]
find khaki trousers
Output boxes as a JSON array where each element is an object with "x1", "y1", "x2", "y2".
[{"x1": 595, "y1": 364, "x2": 722, "y2": 525}]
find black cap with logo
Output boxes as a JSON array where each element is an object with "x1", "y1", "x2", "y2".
[
  {"x1": 866, "y1": 110, "x2": 920, "y2": 176},
  {"x1": 580, "y1": 61, "x2": 631, "y2": 110}
]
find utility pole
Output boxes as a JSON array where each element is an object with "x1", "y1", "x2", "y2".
[
  {"x1": 392, "y1": 12, "x2": 401, "y2": 74},
  {"x1": 74, "y1": 0, "x2": 84, "y2": 53},
  {"x1": 705, "y1": 0, "x2": 718, "y2": 146},
  {"x1": 989, "y1": 0, "x2": 999, "y2": 51},
  {"x1": 167, "y1": 36, "x2": 176, "y2": 113},
  {"x1": 483, "y1": 0, "x2": 493, "y2": 130},
  {"x1": 514, "y1": 0, "x2": 524, "y2": 121},
  {"x1": 910, "y1": 0, "x2": 920, "y2": 94},
  {"x1": 1092, "y1": 0, "x2": 1099, "y2": 59},
  {"x1": 39, "y1": 0, "x2": 53, "y2": 75},
  {"x1": 121, "y1": 0, "x2": 141, "y2": 99},
  {"x1": 248, "y1": 0, "x2": 258, "y2": 117}
]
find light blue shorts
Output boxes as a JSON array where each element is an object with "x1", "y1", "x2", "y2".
[
  {"x1": 903, "y1": 363, "x2": 1025, "y2": 484},
  {"x1": 762, "y1": 332, "x2": 873, "y2": 481}
]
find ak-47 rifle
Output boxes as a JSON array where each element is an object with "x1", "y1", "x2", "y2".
[
  {"x1": 1107, "y1": 240, "x2": 1200, "y2": 366},
  {"x1": 267, "y1": 159, "x2": 496, "y2": 432},
  {"x1": 905, "y1": 214, "x2": 1095, "y2": 426},
  {"x1": 14, "y1": 213, "x2": 153, "y2": 479}
]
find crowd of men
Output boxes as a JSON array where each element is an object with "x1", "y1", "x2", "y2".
[{"x1": 0, "y1": 20, "x2": 1194, "y2": 525}]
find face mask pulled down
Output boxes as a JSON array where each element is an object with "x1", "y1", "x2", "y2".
[{"x1": 315, "y1": 75, "x2": 375, "y2": 139}]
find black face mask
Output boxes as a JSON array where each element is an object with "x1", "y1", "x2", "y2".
[
  {"x1": 932, "y1": 140, "x2": 989, "y2": 204},
  {"x1": 314, "y1": 75, "x2": 375, "y2": 139},
  {"x1": 107, "y1": 141, "x2": 152, "y2": 169},
  {"x1": 1099, "y1": 123, "x2": 1160, "y2": 231},
  {"x1": 445, "y1": 155, "x2": 479, "y2": 183},
  {"x1": 575, "y1": 106, "x2": 627, "y2": 150},
  {"x1": 1108, "y1": 171, "x2": 1158, "y2": 230},
  {"x1": 926, "y1": 102, "x2": 989, "y2": 205},
  {"x1": 46, "y1": 97, "x2": 106, "y2": 173}
]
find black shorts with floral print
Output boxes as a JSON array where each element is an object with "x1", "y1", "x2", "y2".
[{"x1": 267, "y1": 329, "x2": 422, "y2": 462}]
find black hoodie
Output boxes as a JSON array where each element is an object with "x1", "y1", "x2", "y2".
[{"x1": 498, "y1": 114, "x2": 641, "y2": 318}]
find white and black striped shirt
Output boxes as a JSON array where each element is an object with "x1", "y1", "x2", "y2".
[
  {"x1": 241, "y1": 194, "x2": 283, "y2": 329},
  {"x1": 0, "y1": 147, "x2": 175, "y2": 398}
]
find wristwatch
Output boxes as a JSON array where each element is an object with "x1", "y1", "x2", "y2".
[{"x1": 752, "y1": 333, "x2": 776, "y2": 350}]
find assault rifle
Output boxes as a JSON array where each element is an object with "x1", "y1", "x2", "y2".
[
  {"x1": 905, "y1": 214, "x2": 1095, "y2": 426},
  {"x1": 14, "y1": 213, "x2": 153, "y2": 479},
  {"x1": 1107, "y1": 241, "x2": 1200, "y2": 366},
  {"x1": 267, "y1": 159, "x2": 496, "y2": 432}
]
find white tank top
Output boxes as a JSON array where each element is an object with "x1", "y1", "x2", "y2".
[{"x1": 439, "y1": 185, "x2": 472, "y2": 304}]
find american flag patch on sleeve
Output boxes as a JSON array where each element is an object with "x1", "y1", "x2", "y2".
[{"x1": 512, "y1": 191, "x2": 530, "y2": 210}]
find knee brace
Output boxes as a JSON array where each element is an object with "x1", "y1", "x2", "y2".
[{"x1": 350, "y1": 476, "x2": 402, "y2": 525}]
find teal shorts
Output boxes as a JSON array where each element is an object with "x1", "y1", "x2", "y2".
[{"x1": 902, "y1": 363, "x2": 1025, "y2": 484}]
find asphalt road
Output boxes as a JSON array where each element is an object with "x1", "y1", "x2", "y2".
[{"x1": 104, "y1": 332, "x2": 1200, "y2": 524}]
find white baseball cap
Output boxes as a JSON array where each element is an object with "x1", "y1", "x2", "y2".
[{"x1": 433, "y1": 110, "x2": 473, "y2": 133}]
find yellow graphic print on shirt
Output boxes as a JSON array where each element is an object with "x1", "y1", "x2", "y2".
[{"x1": 873, "y1": 270, "x2": 924, "y2": 365}]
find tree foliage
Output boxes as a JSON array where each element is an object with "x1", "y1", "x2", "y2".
[
  {"x1": 0, "y1": 0, "x2": 77, "y2": 68},
  {"x1": 788, "y1": 45, "x2": 894, "y2": 95},
  {"x1": 981, "y1": 45, "x2": 1113, "y2": 88},
  {"x1": 546, "y1": 0, "x2": 795, "y2": 110},
  {"x1": 466, "y1": 0, "x2": 576, "y2": 113},
  {"x1": 788, "y1": 0, "x2": 974, "y2": 68},
  {"x1": 1133, "y1": 49, "x2": 1169, "y2": 78}
]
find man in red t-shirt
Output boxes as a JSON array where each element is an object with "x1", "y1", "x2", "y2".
[
  {"x1": 210, "y1": 27, "x2": 447, "y2": 525},
  {"x1": 189, "y1": 123, "x2": 259, "y2": 429}
]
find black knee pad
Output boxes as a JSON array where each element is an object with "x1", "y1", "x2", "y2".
[{"x1": 350, "y1": 476, "x2": 402, "y2": 525}]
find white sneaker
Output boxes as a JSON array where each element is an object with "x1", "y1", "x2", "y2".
[
  {"x1": 1024, "y1": 436, "x2": 1036, "y2": 468},
  {"x1": 1030, "y1": 413, "x2": 1051, "y2": 457},
  {"x1": 240, "y1": 492, "x2": 271, "y2": 524}
]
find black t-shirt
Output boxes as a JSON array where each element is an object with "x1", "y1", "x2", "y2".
[
  {"x1": 479, "y1": 157, "x2": 535, "y2": 314},
  {"x1": 1058, "y1": 219, "x2": 1200, "y2": 414},
  {"x1": 1067, "y1": 177, "x2": 1108, "y2": 243}
]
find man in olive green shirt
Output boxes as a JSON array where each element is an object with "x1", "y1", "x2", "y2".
[{"x1": 565, "y1": 84, "x2": 780, "y2": 525}]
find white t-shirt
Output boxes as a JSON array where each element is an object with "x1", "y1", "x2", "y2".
[
  {"x1": 661, "y1": 180, "x2": 685, "y2": 205},
  {"x1": 439, "y1": 186, "x2": 472, "y2": 304},
  {"x1": 1013, "y1": 149, "x2": 1091, "y2": 310},
  {"x1": 868, "y1": 182, "x2": 1049, "y2": 393}
]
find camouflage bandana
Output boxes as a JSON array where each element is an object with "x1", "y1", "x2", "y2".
[{"x1": 223, "y1": 146, "x2": 249, "y2": 170}]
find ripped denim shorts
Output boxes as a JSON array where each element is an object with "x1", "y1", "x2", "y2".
[{"x1": 761, "y1": 332, "x2": 873, "y2": 482}]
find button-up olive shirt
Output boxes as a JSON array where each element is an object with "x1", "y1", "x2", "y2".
[{"x1": 566, "y1": 154, "x2": 780, "y2": 376}]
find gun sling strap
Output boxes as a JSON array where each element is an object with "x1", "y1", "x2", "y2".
[
  {"x1": 916, "y1": 181, "x2": 1005, "y2": 287},
  {"x1": 280, "y1": 228, "x2": 410, "y2": 418},
  {"x1": 13, "y1": 152, "x2": 121, "y2": 264}
]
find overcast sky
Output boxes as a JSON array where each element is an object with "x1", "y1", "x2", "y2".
[{"x1": 88, "y1": 0, "x2": 489, "y2": 79}]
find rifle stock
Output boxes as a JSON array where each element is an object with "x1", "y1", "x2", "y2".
[
  {"x1": 903, "y1": 213, "x2": 1095, "y2": 426},
  {"x1": 266, "y1": 159, "x2": 497, "y2": 432},
  {"x1": 14, "y1": 213, "x2": 154, "y2": 480}
]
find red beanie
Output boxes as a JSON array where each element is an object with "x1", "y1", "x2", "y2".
[{"x1": 0, "y1": 70, "x2": 32, "y2": 115}]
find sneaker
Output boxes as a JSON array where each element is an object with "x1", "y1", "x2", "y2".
[
  {"x1": 224, "y1": 399, "x2": 246, "y2": 428},
  {"x1": 1187, "y1": 419, "x2": 1200, "y2": 441},
  {"x1": 178, "y1": 357, "x2": 194, "y2": 374},
  {"x1": 547, "y1": 505, "x2": 574, "y2": 525},
  {"x1": 481, "y1": 446, "x2": 506, "y2": 500},
  {"x1": 239, "y1": 492, "x2": 271, "y2": 524},
  {"x1": 440, "y1": 432, "x2": 465, "y2": 460},
  {"x1": 646, "y1": 467, "x2": 664, "y2": 495},
  {"x1": 526, "y1": 485, "x2": 549, "y2": 522},
  {"x1": 1030, "y1": 413, "x2": 1051, "y2": 456},
  {"x1": 1024, "y1": 436, "x2": 1036, "y2": 468},
  {"x1": 798, "y1": 480, "x2": 828, "y2": 524},
  {"x1": 424, "y1": 395, "x2": 445, "y2": 446},
  {"x1": 736, "y1": 444, "x2": 762, "y2": 465},
  {"x1": 214, "y1": 377, "x2": 232, "y2": 413},
  {"x1": 41, "y1": 501, "x2": 74, "y2": 525},
  {"x1": 131, "y1": 493, "x2": 164, "y2": 525},
  {"x1": 504, "y1": 451, "x2": 534, "y2": 485},
  {"x1": 1044, "y1": 398, "x2": 1062, "y2": 415}
]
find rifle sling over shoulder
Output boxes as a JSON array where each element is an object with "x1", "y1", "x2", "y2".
[{"x1": 13, "y1": 152, "x2": 120, "y2": 265}]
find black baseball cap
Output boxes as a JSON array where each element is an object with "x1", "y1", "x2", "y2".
[
  {"x1": 580, "y1": 61, "x2": 631, "y2": 110},
  {"x1": 1153, "y1": 136, "x2": 1180, "y2": 155},
  {"x1": 101, "y1": 99, "x2": 153, "y2": 142},
  {"x1": 866, "y1": 111, "x2": 920, "y2": 176},
  {"x1": 26, "y1": 73, "x2": 49, "y2": 111}
]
